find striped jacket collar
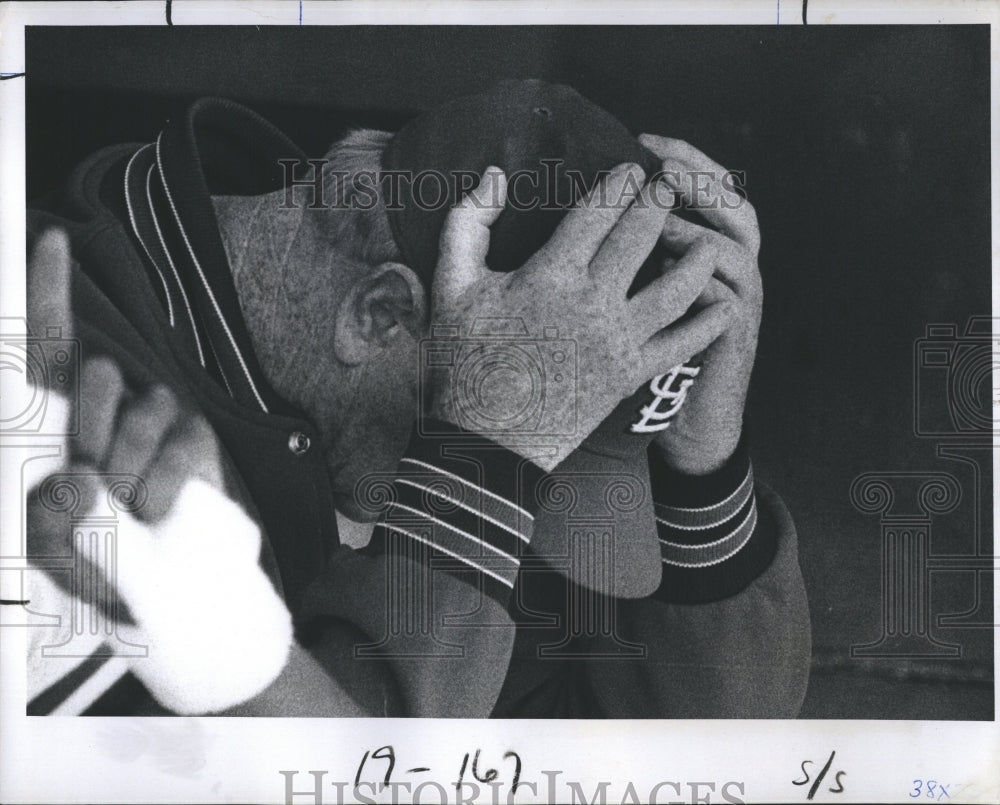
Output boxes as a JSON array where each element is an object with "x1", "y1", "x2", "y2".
[{"x1": 122, "y1": 98, "x2": 308, "y2": 417}]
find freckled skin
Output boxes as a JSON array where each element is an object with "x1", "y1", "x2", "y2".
[
  {"x1": 639, "y1": 136, "x2": 763, "y2": 476},
  {"x1": 429, "y1": 165, "x2": 734, "y2": 472}
]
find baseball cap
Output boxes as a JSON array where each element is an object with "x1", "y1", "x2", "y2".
[{"x1": 382, "y1": 79, "x2": 671, "y2": 597}]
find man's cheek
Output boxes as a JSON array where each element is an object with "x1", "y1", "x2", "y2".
[{"x1": 382, "y1": 378, "x2": 419, "y2": 456}]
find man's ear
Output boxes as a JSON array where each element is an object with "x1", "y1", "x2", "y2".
[{"x1": 333, "y1": 262, "x2": 428, "y2": 366}]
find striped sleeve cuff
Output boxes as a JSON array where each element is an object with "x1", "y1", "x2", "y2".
[
  {"x1": 648, "y1": 435, "x2": 778, "y2": 604},
  {"x1": 366, "y1": 420, "x2": 547, "y2": 606}
]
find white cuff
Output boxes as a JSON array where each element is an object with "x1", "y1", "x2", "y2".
[{"x1": 96, "y1": 479, "x2": 293, "y2": 714}]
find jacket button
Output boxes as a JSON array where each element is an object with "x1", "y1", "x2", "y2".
[{"x1": 288, "y1": 431, "x2": 311, "y2": 456}]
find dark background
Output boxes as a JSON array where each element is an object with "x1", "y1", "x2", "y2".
[{"x1": 25, "y1": 25, "x2": 994, "y2": 719}]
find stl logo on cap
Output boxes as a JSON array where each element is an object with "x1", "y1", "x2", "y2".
[{"x1": 630, "y1": 362, "x2": 701, "y2": 434}]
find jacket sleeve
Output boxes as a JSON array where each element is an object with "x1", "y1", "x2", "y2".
[
  {"x1": 580, "y1": 440, "x2": 812, "y2": 718},
  {"x1": 294, "y1": 421, "x2": 547, "y2": 718}
]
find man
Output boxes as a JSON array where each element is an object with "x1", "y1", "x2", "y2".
[{"x1": 23, "y1": 80, "x2": 809, "y2": 716}]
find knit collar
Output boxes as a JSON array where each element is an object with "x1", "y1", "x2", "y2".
[{"x1": 123, "y1": 97, "x2": 308, "y2": 417}]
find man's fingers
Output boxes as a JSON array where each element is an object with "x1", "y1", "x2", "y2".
[
  {"x1": 639, "y1": 300, "x2": 732, "y2": 378},
  {"x1": 27, "y1": 229, "x2": 73, "y2": 341},
  {"x1": 659, "y1": 210, "x2": 708, "y2": 252},
  {"x1": 639, "y1": 134, "x2": 760, "y2": 254},
  {"x1": 659, "y1": 221, "x2": 757, "y2": 297},
  {"x1": 139, "y1": 415, "x2": 222, "y2": 523},
  {"x1": 27, "y1": 468, "x2": 101, "y2": 555},
  {"x1": 25, "y1": 230, "x2": 78, "y2": 435},
  {"x1": 662, "y1": 163, "x2": 759, "y2": 255},
  {"x1": 436, "y1": 166, "x2": 507, "y2": 295},
  {"x1": 640, "y1": 135, "x2": 729, "y2": 173},
  {"x1": 187, "y1": 416, "x2": 224, "y2": 489},
  {"x1": 591, "y1": 178, "x2": 672, "y2": 290},
  {"x1": 105, "y1": 385, "x2": 179, "y2": 481},
  {"x1": 629, "y1": 236, "x2": 719, "y2": 336},
  {"x1": 545, "y1": 163, "x2": 645, "y2": 269},
  {"x1": 74, "y1": 357, "x2": 126, "y2": 467},
  {"x1": 691, "y1": 276, "x2": 737, "y2": 309}
]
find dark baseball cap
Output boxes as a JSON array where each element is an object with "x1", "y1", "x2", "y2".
[{"x1": 383, "y1": 79, "x2": 670, "y2": 597}]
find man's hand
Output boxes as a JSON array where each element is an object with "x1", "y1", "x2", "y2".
[
  {"x1": 28, "y1": 355, "x2": 293, "y2": 714},
  {"x1": 429, "y1": 164, "x2": 732, "y2": 472},
  {"x1": 638, "y1": 136, "x2": 763, "y2": 475},
  {"x1": 25, "y1": 229, "x2": 224, "y2": 525},
  {"x1": 25, "y1": 229, "x2": 292, "y2": 714},
  {"x1": 71, "y1": 358, "x2": 223, "y2": 520}
]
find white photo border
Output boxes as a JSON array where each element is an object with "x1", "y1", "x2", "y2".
[{"x1": 1, "y1": 2, "x2": 997, "y2": 804}]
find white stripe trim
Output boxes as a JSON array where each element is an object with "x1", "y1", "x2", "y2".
[
  {"x1": 660, "y1": 507, "x2": 758, "y2": 569},
  {"x1": 395, "y1": 478, "x2": 530, "y2": 544},
  {"x1": 374, "y1": 523, "x2": 515, "y2": 589},
  {"x1": 145, "y1": 163, "x2": 207, "y2": 368},
  {"x1": 155, "y1": 133, "x2": 269, "y2": 413},
  {"x1": 203, "y1": 328, "x2": 235, "y2": 398},
  {"x1": 655, "y1": 484, "x2": 754, "y2": 531},
  {"x1": 48, "y1": 653, "x2": 131, "y2": 716},
  {"x1": 654, "y1": 467, "x2": 753, "y2": 516},
  {"x1": 386, "y1": 502, "x2": 519, "y2": 565},
  {"x1": 399, "y1": 457, "x2": 534, "y2": 521},
  {"x1": 124, "y1": 144, "x2": 175, "y2": 327},
  {"x1": 658, "y1": 499, "x2": 757, "y2": 550},
  {"x1": 655, "y1": 513, "x2": 745, "y2": 532}
]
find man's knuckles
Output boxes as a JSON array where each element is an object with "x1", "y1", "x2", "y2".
[
  {"x1": 75, "y1": 357, "x2": 126, "y2": 464},
  {"x1": 81, "y1": 356, "x2": 125, "y2": 402},
  {"x1": 27, "y1": 467, "x2": 102, "y2": 554},
  {"x1": 689, "y1": 231, "x2": 760, "y2": 295},
  {"x1": 639, "y1": 133, "x2": 690, "y2": 157},
  {"x1": 116, "y1": 387, "x2": 178, "y2": 446}
]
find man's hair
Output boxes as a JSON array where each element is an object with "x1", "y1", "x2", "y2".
[{"x1": 318, "y1": 128, "x2": 402, "y2": 267}]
